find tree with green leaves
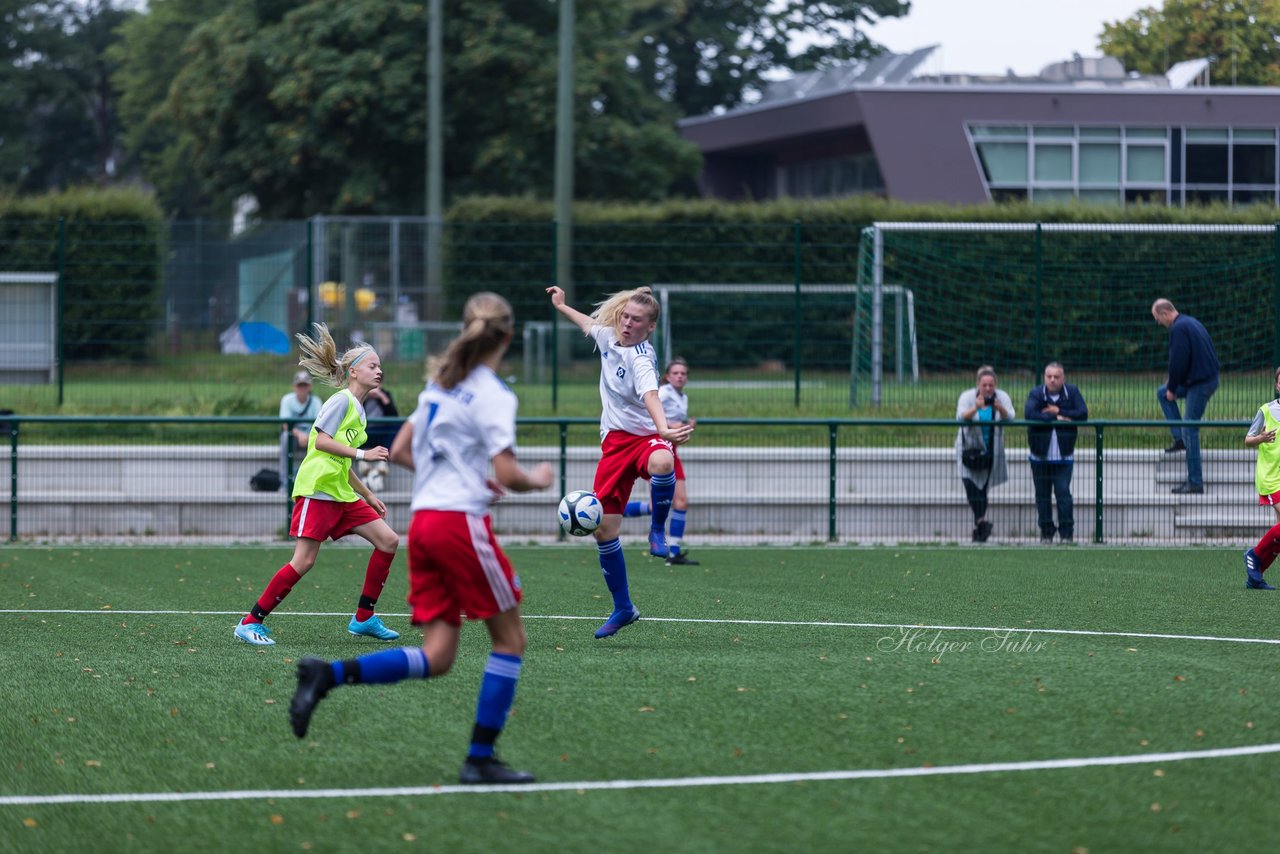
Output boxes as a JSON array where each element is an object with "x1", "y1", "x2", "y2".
[
  {"x1": 1099, "y1": 0, "x2": 1280, "y2": 86},
  {"x1": 0, "y1": 0, "x2": 134, "y2": 193},
  {"x1": 159, "y1": 0, "x2": 703, "y2": 216},
  {"x1": 109, "y1": 0, "x2": 226, "y2": 217}
]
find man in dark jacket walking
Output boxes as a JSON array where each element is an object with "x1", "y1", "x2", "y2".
[
  {"x1": 1025, "y1": 362, "x2": 1089, "y2": 542},
  {"x1": 1152, "y1": 298, "x2": 1219, "y2": 494}
]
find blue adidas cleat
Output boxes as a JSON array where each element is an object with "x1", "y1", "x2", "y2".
[
  {"x1": 1244, "y1": 549, "x2": 1276, "y2": 590},
  {"x1": 348, "y1": 615, "x2": 401, "y2": 640},
  {"x1": 648, "y1": 530, "x2": 668, "y2": 558},
  {"x1": 234, "y1": 621, "x2": 275, "y2": 646},
  {"x1": 593, "y1": 606, "x2": 640, "y2": 639}
]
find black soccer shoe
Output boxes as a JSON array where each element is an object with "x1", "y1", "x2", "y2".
[
  {"x1": 290, "y1": 657, "x2": 335, "y2": 739},
  {"x1": 665, "y1": 552, "x2": 700, "y2": 566},
  {"x1": 459, "y1": 757, "x2": 537, "y2": 785}
]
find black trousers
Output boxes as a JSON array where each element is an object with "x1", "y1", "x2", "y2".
[{"x1": 962, "y1": 477, "x2": 988, "y2": 522}]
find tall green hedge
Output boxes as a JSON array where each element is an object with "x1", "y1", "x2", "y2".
[
  {"x1": 0, "y1": 189, "x2": 164, "y2": 361},
  {"x1": 444, "y1": 196, "x2": 1280, "y2": 369}
]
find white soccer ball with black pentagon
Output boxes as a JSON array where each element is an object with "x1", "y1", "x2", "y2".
[{"x1": 558, "y1": 490, "x2": 602, "y2": 536}]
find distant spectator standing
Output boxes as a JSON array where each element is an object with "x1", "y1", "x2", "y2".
[
  {"x1": 1024, "y1": 362, "x2": 1088, "y2": 543},
  {"x1": 1153, "y1": 298, "x2": 1219, "y2": 494},
  {"x1": 955, "y1": 366, "x2": 1013, "y2": 543},
  {"x1": 279, "y1": 370, "x2": 322, "y2": 488},
  {"x1": 359, "y1": 386, "x2": 399, "y2": 492}
]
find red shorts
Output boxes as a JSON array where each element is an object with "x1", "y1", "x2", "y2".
[
  {"x1": 291, "y1": 496, "x2": 382, "y2": 541},
  {"x1": 1260, "y1": 490, "x2": 1280, "y2": 506},
  {"x1": 406, "y1": 510, "x2": 522, "y2": 627},
  {"x1": 594, "y1": 431, "x2": 675, "y2": 515},
  {"x1": 672, "y1": 448, "x2": 685, "y2": 481}
]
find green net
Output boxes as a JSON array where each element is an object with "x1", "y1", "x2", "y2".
[{"x1": 855, "y1": 223, "x2": 1279, "y2": 419}]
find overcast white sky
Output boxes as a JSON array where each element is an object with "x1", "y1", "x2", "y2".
[{"x1": 861, "y1": 0, "x2": 1156, "y2": 76}]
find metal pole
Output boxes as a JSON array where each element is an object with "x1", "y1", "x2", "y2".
[
  {"x1": 553, "y1": 0, "x2": 575, "y2": 302},
  {"x1": 828, "y1": 422, "x2": 838, "y2": 541},
  {"x1": 1034, "y1": 222, "x2": 1044, "y2": 376},
  {"x1": 1094, "y1": 424, "x2": 1104, "y2": 544},
  {"x1": 793, "y1": 221, "x2": 802, "y2": 409},
  {"x1": 56, "y1": 218, "x2": 65, "y2": 406},
  {"x1": 305, "y1": 218, "x2": 314, "y2": 332},
  {"x1": 558, "y1": 420, "x2": 568, "y2": 541},
  {"x1": 551, "y1": 222, "x2": 559, "y2": 412},
  {"x1": 8, "y1": 418, "x2": 17, "y2": 542},
  {"x1": 871, "y1": 227, "x2": 884, "y2": 407},
  {"x1": 1273, "y1": 224, "x2": 1280, "y2": 368},
  {"x1": 425, "y1": 0, "x2": 444, "y2": 322}
]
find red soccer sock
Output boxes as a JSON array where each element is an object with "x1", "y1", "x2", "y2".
[
  {"x1": 243, "y1": 563, "x2": 303, "y2": 624},
  {"x1": 355, "y1": 549, "x2": 395, "y2": 621},
  {"x1": 1254, "y1": 522, "x2": 1280, "y2": 572}
]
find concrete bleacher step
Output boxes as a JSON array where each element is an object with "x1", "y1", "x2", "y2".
[{"x1": 2, "y1": 443, "x2": 1267, "y2": 543}]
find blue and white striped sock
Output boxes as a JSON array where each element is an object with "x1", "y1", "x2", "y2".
[
  {"x1": 597, "y1": 537, "x2": 632, "y2": 610},
  {"x1": 331, "y1": 646, "x2": 429, "y2": 685},
  {"x1": 669, "y1": 509, "x2": 687, "y2": 555},
  {"x1": 469, "y1": 653, "x2": 522, "y2": 759},
  {"x1": 649, "y1": 472, "x2": 676, "y2": 532}
]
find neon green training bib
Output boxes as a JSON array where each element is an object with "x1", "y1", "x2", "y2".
[{"x1": 292, "y1": 389, "x2": 367, "y2": 501}]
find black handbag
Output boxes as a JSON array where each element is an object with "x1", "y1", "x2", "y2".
[
  {"x1": 250, "y1": 468, "x2": 282, "y2": 492},
  {"x1": 961, "y1": 447, "x2": 992, "y2": 471}
]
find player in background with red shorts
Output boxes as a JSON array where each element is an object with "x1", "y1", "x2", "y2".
[
  {"x1": 546, "y1": 285, "x2": 694, "y2": 638},
  {"x1": 1243, "y1": 365, "x2": 1280, "y2": 590},
  {"x1": 234, "y1": 323, "x2": 400, "y2": 646},
  {"x1": 289, "y1": 292, "x2": 553, "y2": 785}
]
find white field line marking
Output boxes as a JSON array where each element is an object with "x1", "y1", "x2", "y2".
[
  {"x1": 4, "y1": 742, "x2": 1280, "y2": 806},
  {"x1": 3, "y1": 609, "x2": 1280, "y2": 647}
]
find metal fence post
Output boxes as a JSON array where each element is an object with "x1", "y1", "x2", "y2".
[
  {"x1": 8, "y1": 417, "x2": 17, "y2": 542},
  {"x1": 1034, "y1": 222, "x2": 1043, "y2": 377},
  {"x1": 558, "y1": 420, "x2": 568, "y2": 541},
  {"x1": 56, "y1": 218, "x2": 66, "y2": 407},
  {"x1": 828, "y1": 422, "x2": 838, "y2": 542},
  {"x1": 793, "y1": 220, "x2": 802, "y2": 409},
  {"x1": 1273, "y1": 224, "x2": 1280, "y2": 368},
  {"x1": 1094, "y1": 424, "x2": 1104, "y2": 544},
  {"x1": 551, "y1": 220, "x2": 560, "y2": 413}
]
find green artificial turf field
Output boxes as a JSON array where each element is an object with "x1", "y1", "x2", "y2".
[{"x1": 1, "y1": 545, "x2": 1276, "y2": 852}]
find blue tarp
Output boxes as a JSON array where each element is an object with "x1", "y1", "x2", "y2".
[{"x1": 219, "y1": 322, "x2": 291, "y2": 355}]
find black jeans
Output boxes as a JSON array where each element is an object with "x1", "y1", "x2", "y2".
[
  {"x1": 1030, "y1": 460, "x2": 1074, "y2": 539},
  {"x1": 962, "y1": 477, "x2": 989, "y2": 522}
]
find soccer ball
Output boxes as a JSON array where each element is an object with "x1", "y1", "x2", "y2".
[{"x1": 558, "y1": 490, "x2": 603, "y2": 537}]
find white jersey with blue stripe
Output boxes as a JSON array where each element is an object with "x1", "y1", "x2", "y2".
[
  {"x1": 407, "y1": 365, "x2": 517, "y2": 516},
  {"x1": 658, "y1": 383, "x2": 688, "y2": 423},
  {"x1": 590, "y1": 324, "x2": 660, "y2": 440}
]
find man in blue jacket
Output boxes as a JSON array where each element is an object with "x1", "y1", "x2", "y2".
[
  {"x1": 1152, "y1": 299, "x2": 1220, "y2": 494},
  {"x1": 1025, "y1": 362, "x2": 1089, "y2": 543}
]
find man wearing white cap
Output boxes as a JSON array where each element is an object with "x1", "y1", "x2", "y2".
[{"x1": 279, "y1": 370, "x2": 322, "y2": 488}]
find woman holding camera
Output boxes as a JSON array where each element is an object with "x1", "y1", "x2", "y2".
[{"x1": 955, "y1": 365, "x2": 1013, "y2": 542}]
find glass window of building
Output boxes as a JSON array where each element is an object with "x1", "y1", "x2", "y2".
[{"x1": 968, "y1": 124, "x2": 1277, "y2": 207}]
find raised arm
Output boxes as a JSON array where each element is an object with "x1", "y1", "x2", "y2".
[{"x1": 545, "y1": 285, "x2": 594, "y2": 335}]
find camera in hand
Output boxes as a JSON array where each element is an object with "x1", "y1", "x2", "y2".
[{"x1": 984, "y1": 395, "x2": 995, "y2": 407}]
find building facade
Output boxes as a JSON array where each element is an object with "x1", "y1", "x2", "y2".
[{"x1": 677, "y1": 52, "x2": 1280, "y2": 207}]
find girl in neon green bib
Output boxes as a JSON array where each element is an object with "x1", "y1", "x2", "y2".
[{"x1": 235, "y1": 323, "x2": 402, "y2": 646}]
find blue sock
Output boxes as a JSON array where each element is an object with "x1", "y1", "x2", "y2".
[
  {"x1": 669, "y1": 509, "x2": 687, "y2": 556},
  {"x1": 649, "y1": 472, "x2": 676, "y2": 532},
  {"x1": 469, "y1": 653, "x2": 522, "y2": 759},
  {"x1": 330, "y1": 647, "x2": 430, "y2": 686},
  {"x1": 597, "y1": 537, "x2": 632, "y2": 610},
  {"x1": 623, "y1": 500, "x2": 649, "y2": 518}
]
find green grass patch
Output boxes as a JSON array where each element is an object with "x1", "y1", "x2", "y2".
[{"x1": 0, "y1": 545, "x2": 1275, "y2": 851}]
